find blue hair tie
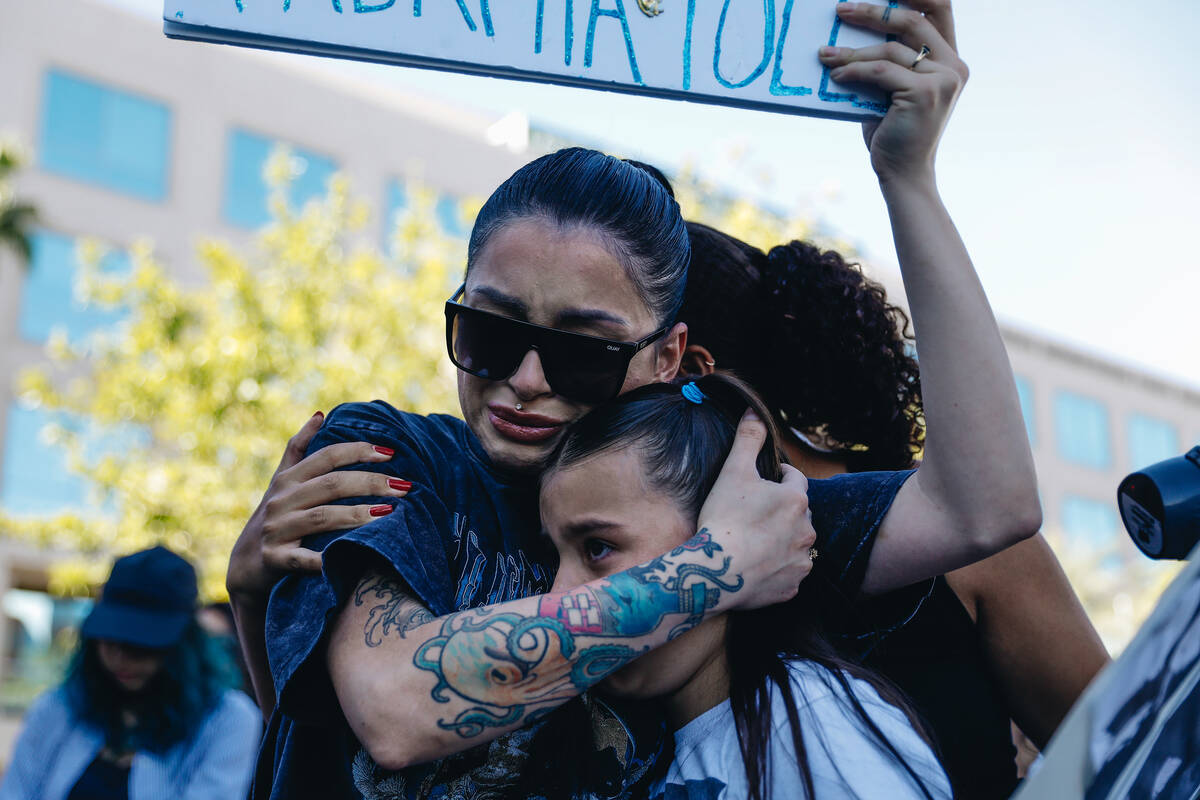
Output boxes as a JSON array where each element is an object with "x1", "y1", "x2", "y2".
[{"x1": 681, "y1": 382, "x2": 706, "y2": 405}]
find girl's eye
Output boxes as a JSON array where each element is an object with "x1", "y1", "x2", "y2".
[{"x1": 583, "y1": 539, "x2": 614, "y2": 562}]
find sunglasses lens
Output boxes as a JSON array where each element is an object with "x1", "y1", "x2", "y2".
[
  {"x1": 538, "y1": 335, "x2": 631, "y2": 404},
  {"x1": 450, "y1": 307, "x2": 528, "y2": 381}
]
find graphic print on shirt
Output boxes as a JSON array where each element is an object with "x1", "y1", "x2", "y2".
[{"x1": 451, "y1": 512, "x2": 551, "y2": 611}]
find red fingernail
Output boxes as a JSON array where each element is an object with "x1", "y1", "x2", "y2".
[
  {"x1": 374, "y1": 446, "x2": 395, "y2": 457},
  {"x1": 388, "y1": 479, "x2": 412, "y2": 491},
  {"x1": 313, "y1": 410, "x2": 324, "y2": 419},
  {"x1": 370, "y1": 505, "x2": 393, "y2": 517}
]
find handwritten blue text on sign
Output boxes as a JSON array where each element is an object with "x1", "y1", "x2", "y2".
[{"x1": 165, "y1": 1, "x2": 894, "y2": 120}]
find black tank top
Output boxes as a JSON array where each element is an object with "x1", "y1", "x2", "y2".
[{"x1": 848, "y1": 577, "x2": 1020, "y2": 800}]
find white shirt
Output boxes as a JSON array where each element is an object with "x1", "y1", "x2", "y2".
[{"x1": 650, "y1": 661, "x2": 952, "y2": 799}]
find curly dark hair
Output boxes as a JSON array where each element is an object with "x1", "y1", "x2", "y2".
[{"x1": 681, "y1": 221, "x2": 923, "y2": 471}]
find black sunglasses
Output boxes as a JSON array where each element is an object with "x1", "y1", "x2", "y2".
[{"x1": 444, "y1": 284, "x2": 671, "y2": 404}]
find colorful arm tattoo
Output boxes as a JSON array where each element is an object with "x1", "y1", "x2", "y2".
[{"x1": 404, "y1": 529, "x2": 742, "y2": 738}]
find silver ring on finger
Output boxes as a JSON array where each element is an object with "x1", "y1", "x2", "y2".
[{"x1": 910, "y1": 44, "x2": 932, "y2": 69}]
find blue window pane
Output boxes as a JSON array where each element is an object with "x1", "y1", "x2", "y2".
[
  {"x1": 1128, "y1": 413, "x2": 1179, "y2": 470},
  {"x1": 382, "y1": 178, "x2": 408, "y2": 251},
  {"x1": 39, "y1": 70, "x2": 170, "y2": 201},
  {"x1": 1015, "y1": 375, "x2": 1036, "y2": 445},
  {"x1": 1, "y1": 407, "x2": 92, "y2": 515},
  {"x1": 1054, "y1": 390, "x2": 1111, "y2": 469},
  {"x1": 436, "y1": 195, "x2": 469, "y2": 237},
  {"x1": 19, "y1": 232, "x2": 128, "y2": 344},
  {"x1": 1061, "y1": 495, "x2": 1119, "y2": 550},
  {"x1": 1, "y1": 407, "x2": 145, "y2": 516},
  {"x1": 223, "y1": 130, "x2": 337, "y2": 228}
]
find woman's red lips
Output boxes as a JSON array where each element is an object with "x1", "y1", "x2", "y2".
[{"x1": 487, "y1": 404, "x2": 565, "y2": 443}]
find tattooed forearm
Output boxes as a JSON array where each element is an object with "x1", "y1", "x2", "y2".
[
  {"x1": 412, "y1": 528, "x2": 742, "y2": 737},
  {"x1": 354, "y1": 573, "x2": 435, "y2": 647}
]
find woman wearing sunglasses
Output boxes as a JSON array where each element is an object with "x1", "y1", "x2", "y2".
[{"x1": 230, "y1": 2, "x2": 1040, "y2": 797}]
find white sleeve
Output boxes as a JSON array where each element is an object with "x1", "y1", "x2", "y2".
[
  {"x1": 0, "y1": 692, "x2": 62, "y2": 800},
  {"x1": 772, "y1": 671, "x2": 953, "y2": 800}
]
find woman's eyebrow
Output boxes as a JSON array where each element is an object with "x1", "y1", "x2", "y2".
[
  {"x1": 469, "y1": 285, "x2": 528, "y2": 319},
  {"x1": 553, "y1": 308, "x2": 630, "y2": 331}
]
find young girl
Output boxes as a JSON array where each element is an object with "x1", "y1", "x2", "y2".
[{"x1": 539, "y1": 373, "x2": 952, "y2": 800}]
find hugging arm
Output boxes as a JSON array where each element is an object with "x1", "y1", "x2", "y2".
[
  {"x1": 820, "y1": 1, "x2": 1041, "y2": 593},
  {"x1": 327, "y1": 413, "x2": 815, "y2": 770},
  {"x1": 226, "y1": 412, "x2": 412, "y2": 718},
  {"x1": 330, "y1": 532, "x2": 737, "y2": 769}
]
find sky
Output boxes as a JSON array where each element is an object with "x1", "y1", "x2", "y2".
[{"x1": 109, "y1": 0, "x2": 1200, "y2": 392}]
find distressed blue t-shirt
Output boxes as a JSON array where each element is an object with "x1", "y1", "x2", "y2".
[{"x1": 253, "y1": 400, "x2": 913, "y2": 799}]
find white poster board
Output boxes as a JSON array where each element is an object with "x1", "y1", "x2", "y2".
[{"x1": 163, "y1": 1, "x2": 894, "y2": 120}]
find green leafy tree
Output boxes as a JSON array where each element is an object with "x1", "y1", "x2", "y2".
[{"x1": 4, "y1": 153, "x2": 466, "y2": 599}]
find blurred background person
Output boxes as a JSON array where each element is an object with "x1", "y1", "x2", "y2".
[{"x1": 0, "y1": 546, "x2": 259, "y2": 800}]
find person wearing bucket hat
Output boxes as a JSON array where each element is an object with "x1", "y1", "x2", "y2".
[
  {"x1": 82, "y1": 546, "x2": 199, "y2": 651},
  {"x1": 0, "y1": 547, "x2": 261, "y2": 800}
]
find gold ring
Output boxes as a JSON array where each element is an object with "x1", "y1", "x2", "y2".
[
  {"x1": 808, "y1": 547, "x2": 819, "y2": 562},
  {"x1": 910, "y1": 44, "x2": 932, "y2": 69}
]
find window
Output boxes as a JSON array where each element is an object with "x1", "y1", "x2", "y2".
[
  {"x1": 38, "y1": 69, "x2": 171, "y2": 201},
  {"x1": 1015, "y1": 375, "x2": 1036, "y2": 445},
  {"x1": 1, "y1": 407, "x2": 144, "y2": 516},
  {"x1": 1061, "y1": 495, "x2": 1120, "y2": 551},
  {"x1": 1, "y1": 407, "x2": 93, "y2": 515},
  {"x1": 19, "y1": 231, "x2": 128, "y2": 344},
  {"x1": 435, "y1": 195, "x2": 470, "y2": 238},
  {"x1": 1128, "y1": 413, "x2": 1179, "y2": 470},
  {"x1": 1054, "y1": 390, "x2": 1111, "y2": 469},
  {"x1": 223, "y1": 129, "x2": 337, "y2": 228}
]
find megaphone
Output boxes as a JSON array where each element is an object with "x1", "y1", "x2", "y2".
[{"x1": 1118, "y1": 445, "x2": 1200, "y2": 560}]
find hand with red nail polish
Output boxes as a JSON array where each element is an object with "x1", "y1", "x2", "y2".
[
  {"x1": 228, "y1": 414, "x2": 414, "y2": 602},
  {"x1": 227, "y1": 411, "x2": 416, "y2": 717}
]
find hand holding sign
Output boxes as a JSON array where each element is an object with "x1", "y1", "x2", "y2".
[{"x1": 819, "y1": 1, "x2": 968, "y2": 181}]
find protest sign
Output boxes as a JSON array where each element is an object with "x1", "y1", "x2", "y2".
[
  {"x1": 164, "y1": 1, "x2": 894, "y2": 120},
  {"x1": 1014, "y1": 543, "x2": 1200, "y2": 800}
]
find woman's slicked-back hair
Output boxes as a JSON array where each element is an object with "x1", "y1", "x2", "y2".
[
  {"x1": 547, "y1": 373, "x2": 781, "y2": 517},
  {"x1": 467, "y1": 148, "x2": 690, "y2": 326}
]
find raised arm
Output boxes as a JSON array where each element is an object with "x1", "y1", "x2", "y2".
[
  {"x1": 819, "y1": 0, "x2": 1041, "y2": 593},
  {"x1": 327, "y1": 413, "x2": 816, "y2": 770}
]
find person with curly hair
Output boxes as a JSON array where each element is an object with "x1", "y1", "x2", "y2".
[
  {"x1": 0, "y1": 547, "x2": 260, "y2": 800},
  {"x1": 676, "y1": 222, "x2": 1110, "y2": 799}
]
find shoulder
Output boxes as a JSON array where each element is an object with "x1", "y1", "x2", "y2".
[
  {"x1": 807, "y1": 469, "x2": 916, "y2": 511},
  {"x1": 22, "y1": 687, "x2": 73, "y2": 728},
  {"x1": 781, "y1": 661, "x2": 907, "y2": 728},
  {"x1": 778, "y1": 661, "x2": 951, "y2": 798},
  {"x1": 195, "y1": 690, "x2": 261, "y2": 743},
  {"x1": 324, "y1": 401, "x2": 465, "y2": 442}
]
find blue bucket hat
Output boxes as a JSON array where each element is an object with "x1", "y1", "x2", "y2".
[{"x1": 81, "y1": 546, "x2": 198, "y2": 649}]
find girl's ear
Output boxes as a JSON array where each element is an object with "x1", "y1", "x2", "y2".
[{"x1": 678, "y1": 344, "x2": 717, "y2": 378}]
